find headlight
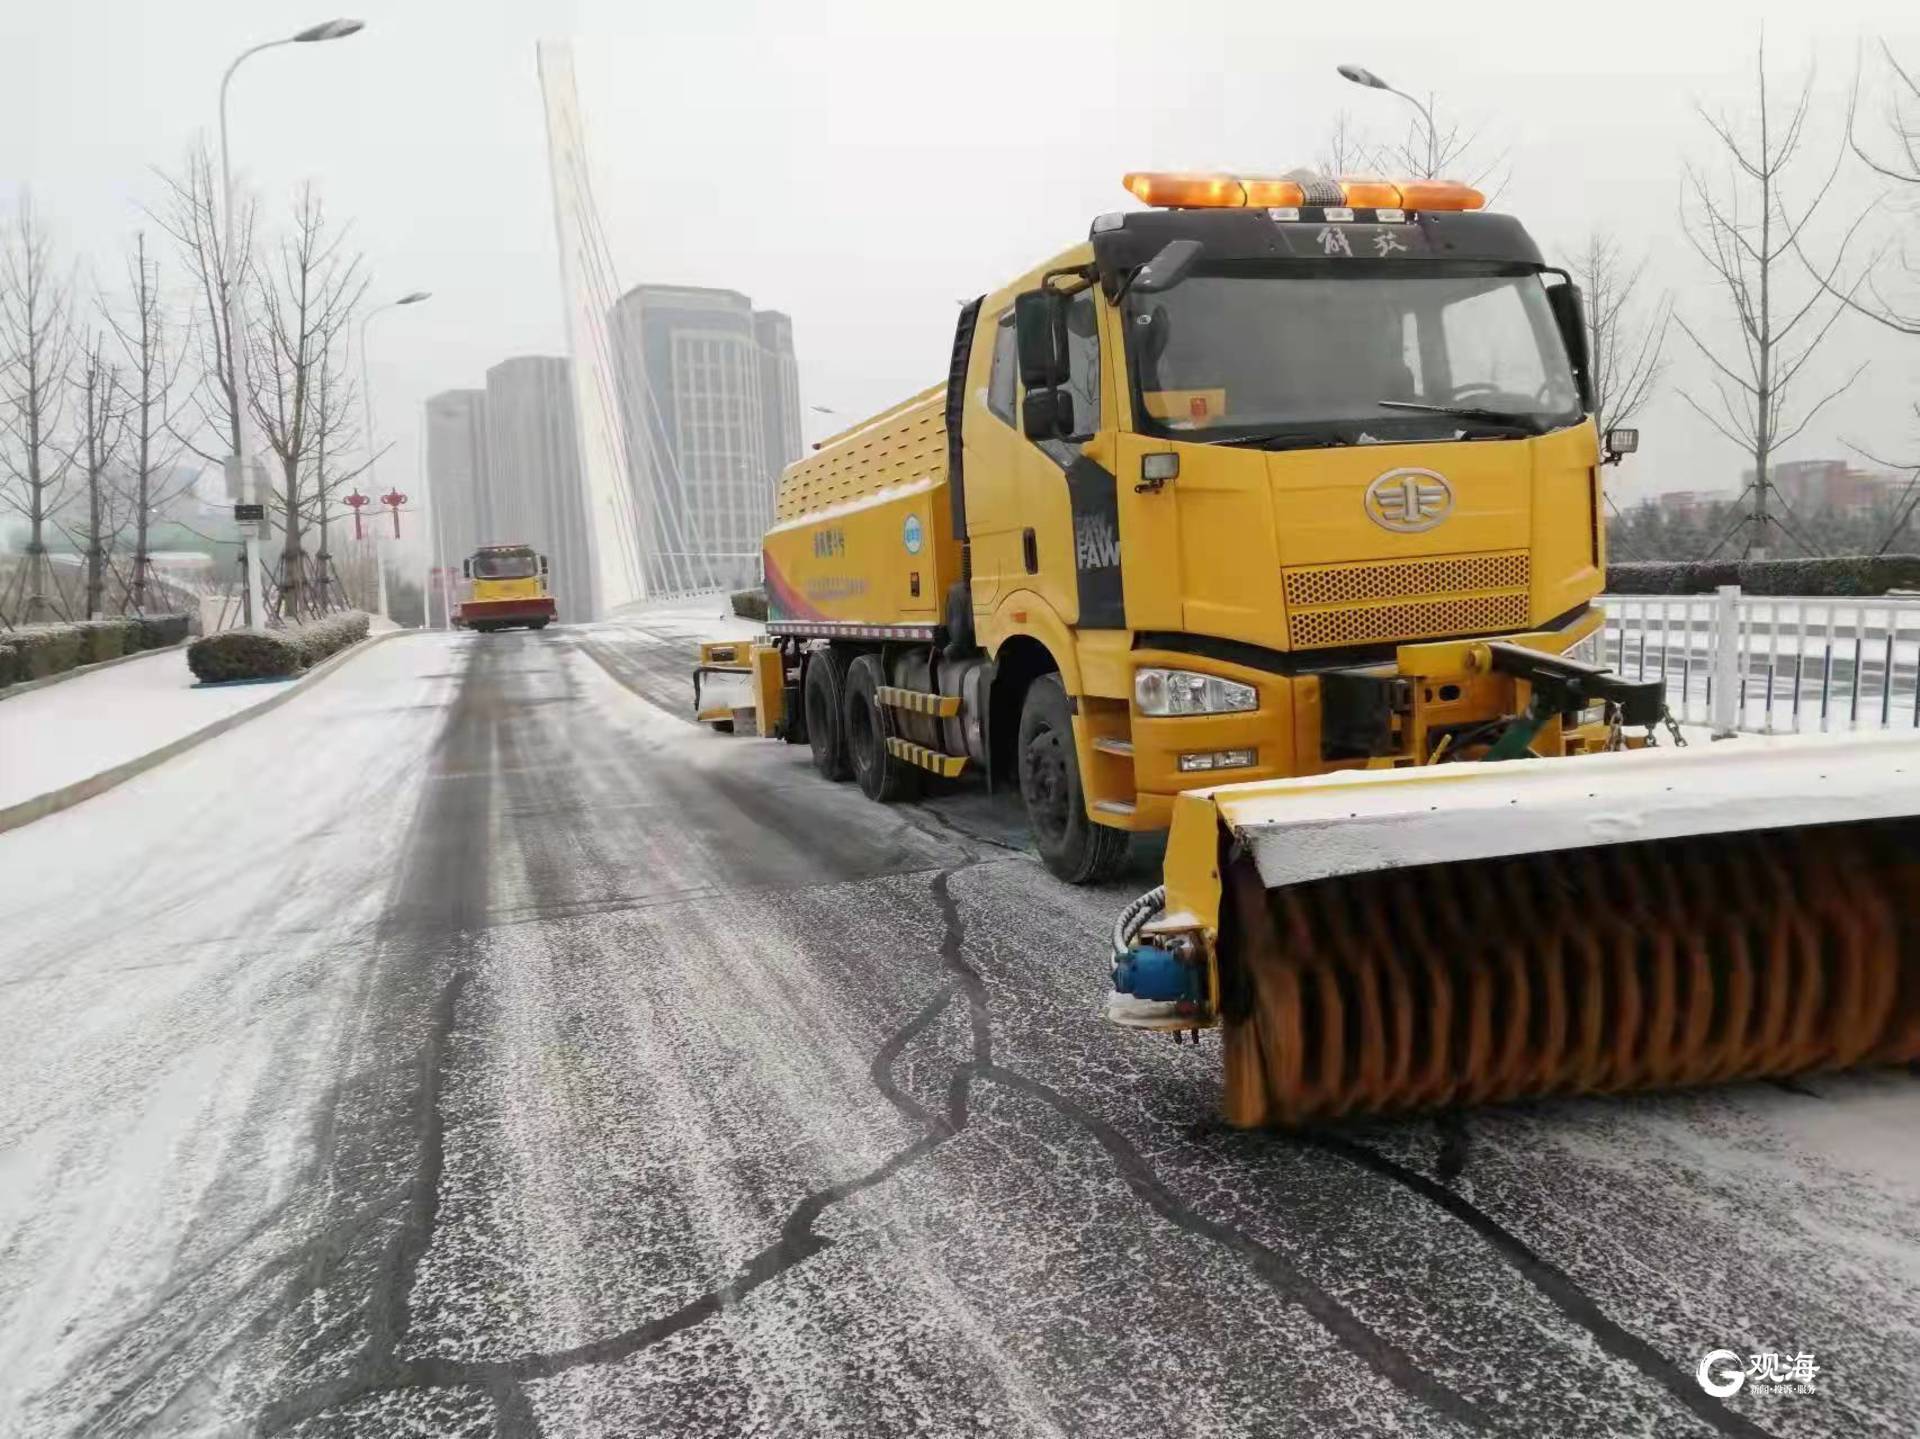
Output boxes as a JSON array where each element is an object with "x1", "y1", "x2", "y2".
[{"x1": 1134, "y1": 668, "x2": 1258, "y2": 716}]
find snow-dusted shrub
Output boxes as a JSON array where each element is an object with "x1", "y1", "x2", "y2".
[
  {"x1": 0, "y1": 642, "x2": 18, "y2": 689},
  {"x1": 185, "y1": 610, "x2": 370, "y2": 683},
  {"x1": 730, "y1": 587, "x2": 768, "y2": 621},
  {"x1": 1608, "y1": 555, "x2": 1920, "y2": 597},
  {"x1": 12, "y1": 625, "x2": 86, "y2": 679},
  {"x1": 294, "y1": 611, "x2": 370, "y2": 666},
  {"x1": 73, "y1": 617, "x2": 143, "y2": 664},
  {"x1": 186, "y1": 628, "x2": 303, "y2": 683},
  {"x1": 134, "y1": 613, "x2": 190, "y2": 650}
]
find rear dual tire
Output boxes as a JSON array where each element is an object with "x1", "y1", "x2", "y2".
[
  {"x1": 805, "y1": 648, "x2": 854, "y2": 781},
  {"x1": 844, "y1": 654, "x2": 921, "y2": 803}
]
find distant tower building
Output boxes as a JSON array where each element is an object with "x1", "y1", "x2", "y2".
[
  {"x1": 611, "y1": 285, "x2": 801, "y2": 592},
  {"x1": 483, "y1": 357, "x2": 594, "y2": 623},
  {"x1": 425, "y1": 389, "x2": 490, "y2": 569},
  {"x1": 755, "y1": 309, "x2": 804, "y2": 484}
]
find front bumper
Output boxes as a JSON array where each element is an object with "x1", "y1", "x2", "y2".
[
  {"x1": 457, "y1": 596, "x2": 556, "y2": 625},
  {"x1": 1126, "y1": 610, "x2": 1610, "y2": 811}
]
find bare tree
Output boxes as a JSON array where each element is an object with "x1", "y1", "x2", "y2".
[
  {"x1": 1830, "y1": 40, "x2": 1920, "y2": 335},
  {"x1": 1568, "y1": 231, "x2": 1672, "y2": 561},
  {"x1": 1677, "y1": 38, "x2": 1865, "y2": 558},
  {"x1": 154, "y1": 142, "x2": 254, "y2": 521},
  {"x1": 1316, "y1": 112, "x2": 1378, "y2": 177},
  {"x1": 105, "y1": 232, "x2": 194, "y2": 612},
  {"x1": 0, "y1": 196, "x2": 78, "y2": 625},
  {"x1": 248, "y1": 183, "x2": 366, "y2": 621},
  {"x1": 1572, "y1": 231, "x2": 1673, "y2": 438},
  {"x1": 1374, "y1": 95, "x2": 1509, "y2": 193},
  {"x1": 304, "y1": 337, "x2": 377, "y2": 612},
  {"x1": 67, "y1": 329, "x2": 128, "y2": 618},
  {"x1": 1320, "y1": 74, "x2": 1508, "y2": 198}
]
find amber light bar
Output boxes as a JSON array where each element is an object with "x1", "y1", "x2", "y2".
[{"x1": 1122, "y1": 172, "x2": 1485, "y2": 212}]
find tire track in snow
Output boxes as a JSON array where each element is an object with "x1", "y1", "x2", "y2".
[
  {"x1": 261, "y1": 861, "x2": 1494, "y2": 1434},
  {"x1": 1312, "y1": 1135, "x2": 1778, "y2": 1439}
]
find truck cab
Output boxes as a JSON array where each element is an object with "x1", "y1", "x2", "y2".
[{"x1": 743, "y1": 172, "x2": 1634, "y2": 882}]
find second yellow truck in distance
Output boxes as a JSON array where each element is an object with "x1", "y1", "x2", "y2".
[{"x1": 725, "y1": 169, "x2": 1659, "y2": 883}]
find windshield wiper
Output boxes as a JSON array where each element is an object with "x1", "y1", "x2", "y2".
[
  {"x1": 1211, "y1": 431, "x2": 1355, "y2": 452},
  {"x1": 1374, "y1": 400, "x2": 1547, "y2": 435}
]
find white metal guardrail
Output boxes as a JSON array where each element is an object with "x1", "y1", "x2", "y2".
[{"x1": 1600, "y1": 588, "x2": 1920, "y2": 737}]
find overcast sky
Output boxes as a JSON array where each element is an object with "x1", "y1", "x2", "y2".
[{"x1": 7, "y1": 0, "x2": 1920, "y2": 569}]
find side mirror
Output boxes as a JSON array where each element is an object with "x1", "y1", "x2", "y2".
[
  {"x1": 461, "y1": 558, "x2": 471, "y2": 579},
  {"x1": 540, "y1": 555, "x2": 550, "y2": 575},
  {"x1": 1603, "y1": 427, "x2": 1640, "y2": 465},
  {"x1": 1022, "y1": 387, "x2": 1075, "y2": 442},
  {"x1": 1131, "y1": 239, "x2": 1203, "y2": 295},
  {"x1": 1544, "y1": 277, "x2": 1596, "y2": 415},
  {"x1": 1014, "y1": 290, "x2": 1069, "y2": 390}
]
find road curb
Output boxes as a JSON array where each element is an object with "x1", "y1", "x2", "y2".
[
  {"x1": 0, "y1": 629, "x2": 409, "y2": 836},
  {"x1": 0, "y1": 640, "x2": 190, "y2": 704}
]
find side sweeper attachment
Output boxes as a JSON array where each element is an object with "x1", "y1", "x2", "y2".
[{"x1": 1113, "y1": 730, "x2": 1920, "y2": 1126}]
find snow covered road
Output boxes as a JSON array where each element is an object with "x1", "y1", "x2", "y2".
[{"x1": 2, "y1": 616, "x2": 1917, "y2": 1437}]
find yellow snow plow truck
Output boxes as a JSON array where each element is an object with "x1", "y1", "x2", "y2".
[{"x1": 705, "y1": 170, "x2": 1920, "y2": 1122}]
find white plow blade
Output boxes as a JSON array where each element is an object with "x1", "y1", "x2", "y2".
[{"x1": 1213, "y1": 729, "x2": 1920, "y2": 892}]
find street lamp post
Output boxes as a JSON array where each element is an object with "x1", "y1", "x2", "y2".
[
  {"x1": 218, "y1": 17, "x2": 363, "y2": 629},
  {"x1": 1336, "y1": 63, "x2": 1438, "y2": 177},
  {"x1": 357, "y1": 290, "x2": 430, "y2": 622}
]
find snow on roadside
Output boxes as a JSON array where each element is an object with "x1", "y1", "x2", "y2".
[{"x1": 0, "y1": 649, "x2": 285, "y2": 812}]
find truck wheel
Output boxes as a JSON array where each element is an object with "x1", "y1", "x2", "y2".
[
  {"x1": 1018, "y1": 673, "x2": 1129, "y2": 884},
  {"x1": 844, "y1": 654, "x2": 922, "y2": 803},
  {"x1": 804, "y1": 648, "x2": 853, "y2": 781}
]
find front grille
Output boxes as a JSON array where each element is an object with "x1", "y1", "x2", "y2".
[
  {"x1": 1289, "y1": 593, "x2": 1532, "y2": 648},
  {"x1": 1284, "y1": 552, "x2": 1530, "y2": 607},
  {"x1": 1284, "y1": 551, "x2": 1531, "y2": 648}
]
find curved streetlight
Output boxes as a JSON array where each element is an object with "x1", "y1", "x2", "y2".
[
  {"x1": 357, "y1": 291, "x2": 431, "y2": 621},
  {"x1": 217, "y1": 17, "x2": 364, "y2": 626},
  {"x1": 1336, "y1": 62, "x2": 1438, "y2": 177}
]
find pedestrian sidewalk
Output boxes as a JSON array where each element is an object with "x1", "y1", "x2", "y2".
[{"x1": 0, "y1": 646, "x2": 296, "y2": 817}]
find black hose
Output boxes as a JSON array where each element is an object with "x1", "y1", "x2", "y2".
[{"x1": 1112, "y1": 885, "x2": 1167, "y2": 964}]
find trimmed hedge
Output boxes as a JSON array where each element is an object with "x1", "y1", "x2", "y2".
[
  {"x1": 186, "y1": 610, "x2": 370, "y2": 684},
  {"x1": 74, "y1": 617, "x2": 143, "y2": 664},
  {"x1": 135, "y1": 613, "x2": 190, "y2": 650},
  {"x1": 11, "y1": 625, "x2": 85, "y2": 680},
  {"x1": 0, "y1": 612, "x2": 193, "y2": 692},
  {"x1": 730, "y1": 587, "x2": 769, "y2": 621},
  {"x1": 1608, "y1": 555, "x2": 1920, "y2": 597},
  {"x1": 294, "y1": 611, "x2": 371, "y2": 667}
]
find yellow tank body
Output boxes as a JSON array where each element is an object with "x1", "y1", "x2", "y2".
[{"x1": 762, "y1": 387, "x2": 959, "y2": 636}]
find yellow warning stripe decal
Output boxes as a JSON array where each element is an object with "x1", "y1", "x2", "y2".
[
  {"x1": 885, "y1": 737, "x2": 968, "y2": 777},
  {"x1": 876, "y1": 685, "x2": 960, "y2": 718}
]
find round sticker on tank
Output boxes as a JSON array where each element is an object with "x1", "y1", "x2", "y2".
[{"x1": 903, "y1": 514, "x2": 924, "y2": 555}]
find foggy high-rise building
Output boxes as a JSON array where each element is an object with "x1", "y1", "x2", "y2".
[
  {"x1": 754, "y1": 309, "x2": 804, "y2": 486},
  {"x1": 425, "y1": 389, "x2": 491, "y2": 569},
  {"x1": 481, "y1": 357, "x2": 594, "y2": 624},
  {"x1": 610, "y1": 285, "x2": 802, "y2": 592}
]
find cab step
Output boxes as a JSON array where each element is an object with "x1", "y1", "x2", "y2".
[
  {"x1": 1093, "y1": 799, "x2": 1137, "y2": 817},
  {"x1": 876, "y1": 685, "x2": 960, "y2": 718},
  {"x1": 1092, "y1": 737, "x2": 1134, "y2": 757},
  {"x1": 885, "y1": 737, "x2": 968, "y2": 778}
]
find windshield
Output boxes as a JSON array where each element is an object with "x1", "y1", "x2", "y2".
[
  {"x1": 472, "y1": 550, "x2": 537, "y2": 580},
  {"x1": 1128, "y1": 270, "x2": 1582, "y2": 442}
]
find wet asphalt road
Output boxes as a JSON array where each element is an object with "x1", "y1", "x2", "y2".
[{"x1": 2, "y1": 610, "x2": 1918, "y2": 1437}]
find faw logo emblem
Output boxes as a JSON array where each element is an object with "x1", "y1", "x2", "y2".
[
  {"x1": 1364, "y1": 468, "x2": 1454, "y2": 533},
  {"x1": 1075, "y1": 514, "x2": 1120, "y2": 569}
]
